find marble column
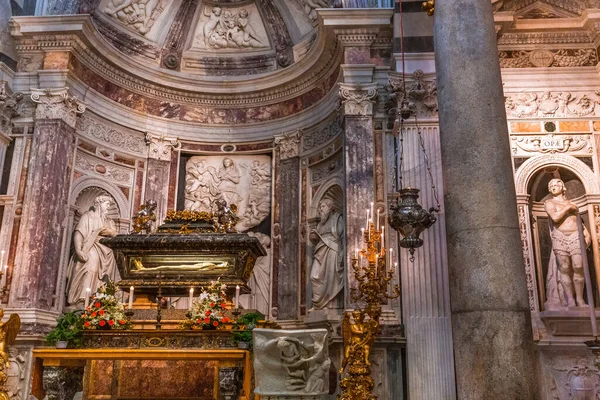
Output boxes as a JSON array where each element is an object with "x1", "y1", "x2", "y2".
[
  {"x1": 434, "y1": 1, "x2": 538, "y2": 398},
  {"x1": 273, "y1": 132, "x2": 301, "y2": 321},
  {"x1": 339, "y1": 78, "x2": 377, "y2": 305},
  {"x1": 144, "y1": 133, "x2": 180, "y2": 224},
  {"x1": 10, "y1": 88, "x2": 85, "y2": 309}
]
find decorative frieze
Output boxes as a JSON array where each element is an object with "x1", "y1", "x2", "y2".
[
  {"x1": 75, "y1": 152, "x2": 134, "y2": 185},
  {"x1": 511, "y1": 134, "x2": 592, "y2": 156},
  {"x1": 505, "y1": 91, "x2": 600, "y2": 118},
  {"x1": 274, "y1": 131, "x2": 300, "y2": 160},
  {"x1": 30, "y1": 87, "x2": 86, "y2": 128},
  {"x1": 76, "y1": 114, "x2": 146, "y2": 156},
  {"x1": 499, "y1": 49, "x2": 597, "y2": 68},
  {"x1": 144, "y1": 132, "x2": 180, "y2": 161},
  {"x1": 339, "y1": 83, "x2": 378, "y2": 116},
  {"x1": 301, "y1": 113, "x2": 342, "y2": 152}
]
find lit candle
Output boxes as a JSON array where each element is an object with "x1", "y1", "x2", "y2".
[
  {"x1": 381, "y1": 226, "x2": 384, "y2": 247},
  {"x1": 394, "y1": 262, "x2": 398, "y2": 273},
  {"x1": 85, "y1": 287, "x2": 91, "y2": 309},
  {"x1": 355, "y1": 248, "x2": 359, "y2": 259},
  {"x1": 389, "y1": 248, "x2": 393, "y2": 265},
  {"x1": 368, "y1": 220, "x2": 371, "y2": 240},
  {"x1": 376, "y1": 208, "x2": 380, "y2": 231},
  {"x1": 0, "y1": 251, "x2": 5, "y2": 271},
  {"x1": 189, "y1": 288, "x2": 194, "y2": 310},
  {"x1": 0, "y1": 265, "x2": 6, "y2": 288},
  {"x1": 235, "y1": 285, "x2": 240, "y2": 309},
  {"x1": 128, "y1": 286, "x2": 134, "y2": 309}
]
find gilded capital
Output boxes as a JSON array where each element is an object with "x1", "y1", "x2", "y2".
[
  {"x1": 339, "y1": 83, "x2": 378, "y2": 116},
  {"x1": 274, "y1": 130, "x2": 300, "y2": 160},
  {"x1": 145, "y1": 132, "x2": 181, "y2": 161},
  {"x1": 30, "y1": 87, "x2": 86, "y2": 129}
]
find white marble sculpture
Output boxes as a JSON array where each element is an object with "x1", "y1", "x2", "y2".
[
  {"x1": 184, "y1": 155, "x2": 271, "y2": 231},
  {"x1": 296, "y1": 0, "x2": 331, "y2": 21},
  {"x1": 193, "y1": 5, "x2": 268, "y2": 50},
  {"x1": 243, "y1": 232, "x2": 271, "y2": 316},
  {"x1": 544, "y1": 178, "x2": 591, "y2": 309},
  {"x1": 309, "y1": 198, "x2": 344, "y2": 310},
  {"x1": 103, "y1": 0, "x2": 168, "y2": 35},
  {"x1": 66, "y1": 195, "x2": 121, "y2": 306},
  {"x1": 253, "y1": 329, "x2": 330, "y2": 398}
]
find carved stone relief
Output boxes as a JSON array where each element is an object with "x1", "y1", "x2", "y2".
[
  {"x1": 311, "y1": 153, "x2": 343, "y2": 183},
  {"x1": 388, "y1": 70, "x2": 438, "y2": 119},
  {"x1": 302, "y1": 113, "x2": 343, "y2": 152},
  {"x1": 505, "y1": 91, "x2": 600, "y2": 118},
  {"x1": 184, "y1": 155, "x2": 271, "y2": 231},
  {"x1": 253, "y1": 329, "x2": 331, "y2": 396},
  {"x1": 518, "y1": 205, "x2": 536, "y2": 312},
  {"x1": 30, "y1": 88, "x2": 86, "y2": 129},
  {"x1": 16, "y1": 54, "x2": 44, "y2": 73},
  {"x1": 339, "y1": 83, "x2": 378, "y2": 116},
  {"x1": 511, "y1": 134, "x2": 593, "y2": 156},
  {"x1": 75, "y1": 152, "x2": 134, "y2": 186},
  {"x1": 191, "y1": 5, "x2": 269, "y2": 50},
  {"x1": 5, "y1": 347, "x2": 26, "y2": 400},
  {"x1": 499, "y1": 49, "x2": 597, "y2": 68},
  {"x1": 0, "y1": 81, "x2": 22, "y2": 136},
  {"x1": 145, "y1": 132, "x2": 180, "y2": 161},
  {"x1": 275, "y1": 131, "x2": 300, "y2": 160},
  {"x1": 102, "y1": 0, "x2": 169, "y2": 36},
  {"x1": 76, "y1": 114, "x2": 146, "y2": 156},
  {"x1": 293, "y1": 0, "x2": 332, "y2": 22},
  {"x1": 540, "y1": 352, "x2": 600, "y2": 400}
]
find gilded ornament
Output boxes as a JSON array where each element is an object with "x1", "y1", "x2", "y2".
[
  {"x1": 422, "y1": 0, "x2": 434, "y2": 16},
  {"x1": 132, "y1": 199, "x2": 157, "y2": 234},
  {"x1": 0, "y1": 309, "x2": 20, "y2": 400}
]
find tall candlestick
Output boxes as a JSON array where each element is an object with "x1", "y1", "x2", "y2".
[
  {"x1": 128, "y1": 286, "x2": 134, "y2": 309},
  {"x1": 85, "y1": 287, "x2": 91, "y2": 309},
  {"x1": 189, "y1": 288, "x2": 194, "y2": 310},
  {"x1": 235, "y1": 285, "x2": 240, "y2": 309},
  {"x1": 376, "y1": 209, "x2": 380, "y2": 231},
  {"x1": 389, "y1": 248, "x2": 393, "y2": 265}
]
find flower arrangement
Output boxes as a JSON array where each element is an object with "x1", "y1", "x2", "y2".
[
  {"x1": 181, "y1": 280, "x2": 231, "y2": 330},
  {"x1": 81, "y1": 281, "x2": 132, "y2": 330}
]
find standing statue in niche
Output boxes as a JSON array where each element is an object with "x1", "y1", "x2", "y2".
[
  {"x1": 544, "y1": 178, "x2": 591, "y2": 308},
  {"x1": 66, "y1": 195, "x2": 121, "y2": 306},
  {"x1": 309, "y1": 198, "x2": 344, "y2": 310},
  {"x1": 217, "y1": 158, "x2": 243, "y2": 207}
]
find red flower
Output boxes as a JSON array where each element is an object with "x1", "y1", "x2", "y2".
[
  {"x1": 91, "y1": 312, "x2": 97, "y2": 317},
  {"x1": 94, "y1": 302, "x2": 101, "y2": 308},
  {"x1": 84, "y1": 321, "x2": 90, "y2": 327},
  {"x1": 221, "y1": 303, "x2": 227, "y2": 308},
  {"x1": 99, "y1": 320, "x2": 106, "y2": 326},
  {"x1": 108, "y1": 320, "x2": 114, "y2": 326},
  {"x1": 205, "y1": 310, "x2": 211, "y2": 316},
  {"x1": 99, "y1": 310, "x2": 105, "y2": 316},
  {"x1": 204, "y1": 317, "x2": 210, "y2": 324},
  {"x1": 196, "y1": 318, "x2": 202, "y2": 324},
  {"x1": 222, "y1": 317, "x2": 230, "y2": 323},
  {"x1": 119, "y1": 320, "x2": 126, "y2": 325},
  {"x1": 213, "y1": 321, "x2": 219, "y2": 327},
  {"x1": 210, "y1": 302, "x2": 215, "y2": 307}
]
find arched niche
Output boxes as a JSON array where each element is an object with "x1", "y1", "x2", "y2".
[{"x1": 69, "y1": 177, "x2": 131, "y2": 221}]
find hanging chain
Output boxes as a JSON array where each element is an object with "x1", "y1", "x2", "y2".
[
  {"x1": 397, "y1": 118, "x2": 405, "y2": 191},
  {"x1": 414, "y1": 113, "x2": 441, "y2": 212}
]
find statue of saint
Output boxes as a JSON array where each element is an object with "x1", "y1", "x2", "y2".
[
  {"x1": 544, "y1": 178, "x2": 590, "y2": 308},
  {"x1": 309, "y1": 198, "x2": 344, "y2": 310},
  {"x1": 66, "y1": 195, "x2": 120, "y2": 306}
]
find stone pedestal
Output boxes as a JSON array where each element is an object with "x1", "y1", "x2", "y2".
[
  {"x1": 434, "y1": 1, "x2": 539, "y2": 398},
  {"x1": 10, "y1": 88, "x2": 84, "y2": 309},
  {"x1": 253, "y1": 328, "x2": 330, "y2": 399}
]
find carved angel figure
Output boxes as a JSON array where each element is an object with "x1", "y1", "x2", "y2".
[
  {"x1": 339, "y1": 310, "x2": 377, "y2": 375},
  {"x1": 198, "y1": 6, "x2": 265, "y2": 49},
  {"x1": 103, "y1": 0, "x2": 166, "y2": 35}
]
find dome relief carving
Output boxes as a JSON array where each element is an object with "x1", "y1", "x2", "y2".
[{"x1": 91, "y1": 0, "x2": 321, "y2": 74}]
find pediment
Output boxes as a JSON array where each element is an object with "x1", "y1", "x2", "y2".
[
  {"x1": 515, "y1": 2, "x2": 578, "y2": 19},
  {"x1": 497, "y1": 0, "x2": 584, "y2": 16}
]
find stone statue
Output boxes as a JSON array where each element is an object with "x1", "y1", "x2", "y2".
[
  {"x1": 246, "y1": 232, "x2": 271, "y2": 316},
  {"x1": 66, "y1": 195, "x2": 121, "y2": 306},
  {"x1": 196, "y1": 6, "x2": 267, "y2": 49},
  {"x1": 297, "y1": 0, "x2": 331, "y2": 21},
  {"x1": 103, "y1": 0, "x2": 166, "y2": 35},
  {"x1": 544, "y1": 178, "x2": 591, "y2": 308},
  {"x1": 217, "y1": 157, "x2": 242, "y2": 207},
  {"x1": 309, "y1": 198, "x2": 344, "y2": 310}
]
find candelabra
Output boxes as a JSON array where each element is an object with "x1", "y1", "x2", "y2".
[{"x1": 339, "y1": 220, "x2": 399, "y2": 400}]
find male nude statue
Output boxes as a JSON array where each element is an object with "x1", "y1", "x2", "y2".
[{"x1": 544, "y1": 178, "x2": 590, "y2": 307}]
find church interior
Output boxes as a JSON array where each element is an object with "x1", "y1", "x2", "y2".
[{"x1": 1, "y1": 0, "x2": 600, "y2": 399}]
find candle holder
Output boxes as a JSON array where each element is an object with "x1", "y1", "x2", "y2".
[{"x1": 339, "y1": 221, "x2": 400, "y2": 400}]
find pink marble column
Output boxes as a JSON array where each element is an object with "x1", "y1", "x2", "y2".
[{"x1": 10, "y1": 88, "x2": 84, "y2": 309}]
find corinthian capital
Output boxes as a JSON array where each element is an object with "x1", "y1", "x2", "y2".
[
  {"x1": 274, "y1": 130, "x2": 301, "y2": 160},
  {"x1": 145, "y1": 132, "x2": 181, "y2": 161},
  {"x1": 0, "y1": 81, "x2": 23, "y2": 137},
  {"x1": 30, "y1": 87, "x2": 86, "y2": 129},
  {"x1": 339, "y1": 83, "x2": 378, "y2": 116}
]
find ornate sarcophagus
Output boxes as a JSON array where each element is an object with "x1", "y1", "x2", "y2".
[{"x1": 101, "y1": 232, "x2": 266, "y2": 296}]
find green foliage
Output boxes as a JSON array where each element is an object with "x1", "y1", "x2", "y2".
[
  {"x1": 45, "y1": 310, "x2": 84, "y2": 348},
  {"x1": 232, "y1": 312, "x2": 263, "y2": 348}
]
